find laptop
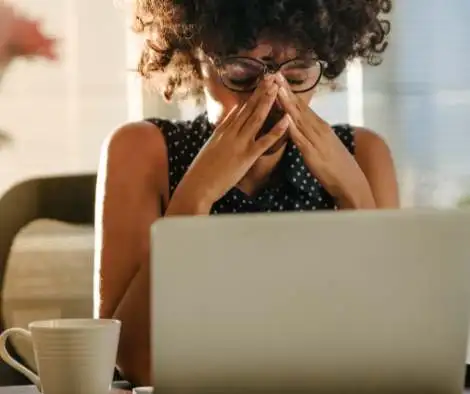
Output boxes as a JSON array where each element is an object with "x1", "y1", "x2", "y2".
[{"x1": 150, "y1": 209, "x2": 470, "y2": 394}]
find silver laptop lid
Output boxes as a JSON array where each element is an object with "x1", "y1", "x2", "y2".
[{"x1": 151, "y1": 210, "x2": 470, "y2": 394}]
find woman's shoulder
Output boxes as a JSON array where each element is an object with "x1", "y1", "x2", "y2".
[
  {"x1": 101, "y1": 114, "x2": 208, "y2": 190},
  {"x1": 330, "y1": 124, "x2": 391, "y2": 157},
  {"x1": 103, "y1": 115, "x2": 202, "y2": 164},
  {"x1": 104, "y1": 120, "x2": 167, "y2": 166},
  {"x1": 100, "y1": 120, "x2": 170, "y2": 200},
  {"x1": 352, "y1": 126, "x2": 395, "y2": 172},
  {"x1": 352, "y1": 126, "x2": 391, "y2": 158}
]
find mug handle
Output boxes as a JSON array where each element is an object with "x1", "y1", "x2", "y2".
[{"x1": 0, "y1": 328, "x2": 41, "y2": 389}]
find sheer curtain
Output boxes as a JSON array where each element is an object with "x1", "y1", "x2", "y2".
[{"x1": 362, "y1": 0, "x2": 470, "y2": 207}]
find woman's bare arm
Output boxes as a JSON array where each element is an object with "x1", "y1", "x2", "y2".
[
  {"x1": 95, "y1": 121, "x2": 168, "y2": 385},
  {"x1": 354, "y1": 128, "x2": 400, "y2": 208}
]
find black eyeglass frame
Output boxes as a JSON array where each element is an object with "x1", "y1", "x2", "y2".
[{"x1": 211, "y1": 55, "x2": 327, "y2": 94}]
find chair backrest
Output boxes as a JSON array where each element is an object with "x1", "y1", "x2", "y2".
[{"x1": 0, "y1": 174, "x2": 96, "y2": 385}]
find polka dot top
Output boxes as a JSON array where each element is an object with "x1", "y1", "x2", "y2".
[{"x1": 147, "y1": 112, "x2": 355, "y2": 214}]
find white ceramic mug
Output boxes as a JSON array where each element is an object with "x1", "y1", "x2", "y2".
[{"x1": 0, "y1": 318, "x2": 121, "y2": 394}]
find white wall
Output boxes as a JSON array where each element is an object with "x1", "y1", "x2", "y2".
[
  {"x1": 0, "y1": 0, "x2": 358, "y2": 199},
  {"x1": 0, "y1": 0, "x2": 129, "y2": 195}
]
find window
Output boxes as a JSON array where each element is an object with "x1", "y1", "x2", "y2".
[{"x1": 360, "y1": 1, "x2": 470, "y2": 208}]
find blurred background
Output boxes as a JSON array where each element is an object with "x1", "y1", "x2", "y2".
[
  {"x1": 1, "y1": 0, "x2": 470, "y2": 382},
  {"x1": 2, "y1": 0, "x2": 470, "y2": 204}
]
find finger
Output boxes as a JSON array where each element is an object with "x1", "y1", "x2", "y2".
[
  {"x1": 276, "y1": 77, "x2": 305, "y2": 128},
  {"x1": 276, "y1": 74, "x2": 328, "y2": 129},
  {"x1": 277, "y1": 85, "x2": 299, "y2": 120},
  {"x1": 250, "y1": 114, "x2": 289, "y2": 157},
  {"x1": 216, "y1": 77, "x2": 274, "y2": 135},
  {"x1": 275, "y1": 73, "x2": 317, "y2": 121},
  {"x1": 241, "y1": 83, "x2": 279, "y2": 138},
  {"x1": 232, "y1": 75, "x2": 275, "y2": 129},
  {"x1": 212, "y1": 105, "x2": 240, "y2": 137},
  {"x1": 278, "y1": 88, "x2": 312, "y2": 141},
  {"x1": 300, "y1": 104, "x2": 330, "y2": 134},
  {"x1": 286, "y1": 114, "x2": 318, "y2": 151},
  {"x1": 276, "y1": 74, "x2": 330, "y2": 139},
  {"x1": 288, "y1": 118, "x2": 322, "y2": 179},
  {"x1": 311, "y1": 112, "x2": 331, "y2": 136},
  {"x1": 218, "y1": 105, "x2": 240, "y2": 128},
  {"x1": 275, "y1": 73, "x2": 302, "y2": 106}
]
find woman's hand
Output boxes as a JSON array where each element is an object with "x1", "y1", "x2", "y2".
[
  {"x1": 276, "y1": 74, "x2": 375, "y2": 209},
  {"x1": 167, "y1": 75, "x2": 289, "y2": 215}
]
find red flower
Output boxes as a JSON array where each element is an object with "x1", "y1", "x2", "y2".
[{"x1": 0, "y1": 1, "x2": 57, "y2": 63}]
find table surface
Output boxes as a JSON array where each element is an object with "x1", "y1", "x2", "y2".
[
  {"x1": 0, "y1": 387, "x2": 130, "y2": 394},
  {"x1": 2, "y1": 386, "x2": 470, "y2": 394}
]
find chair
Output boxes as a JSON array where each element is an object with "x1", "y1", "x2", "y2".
[{"x1": 0, "y1": 174, "x2": 96, "y2": 385}]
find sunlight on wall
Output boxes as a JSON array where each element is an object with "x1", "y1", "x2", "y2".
[
  {"x1": 346, "y1": 59, "x2": 364, "y2": 126},
  {"x1": 0, "y1": 0, "x2": 129, "y2": 195},
  {"x1": 125, "y1": 20, "x2": 144, "y2": 122}
]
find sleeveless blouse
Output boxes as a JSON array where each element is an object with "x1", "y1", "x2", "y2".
[{"x1": 147, "y1": 112, "x2": 355, "y2": 214}]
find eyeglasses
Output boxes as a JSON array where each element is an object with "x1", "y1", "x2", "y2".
[{"x1": 212, "y1": 56, "x2": 326, "y2": 93}]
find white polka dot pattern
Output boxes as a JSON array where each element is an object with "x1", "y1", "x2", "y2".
[{"x1": 148, "y1": 113, "x2": 355, "y2": 214}]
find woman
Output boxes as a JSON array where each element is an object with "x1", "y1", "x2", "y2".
[{"x1": 96, "y1": 0, "x2": 399, "y2": 385}]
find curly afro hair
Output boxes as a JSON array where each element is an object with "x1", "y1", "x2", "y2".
[{"x1": 133, "y1": 0, "x2": 392, "y2": 101}]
